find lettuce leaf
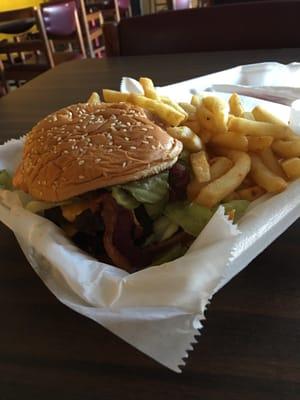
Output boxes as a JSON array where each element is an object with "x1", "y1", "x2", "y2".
[
  {"x1": 26, "y1": 200, "x2": 71, "y2": 214},
  {"x1": 0, "y1": 170, "x2": 13, "y2": 190},
  {"x1": 222, "y1": 200, "x2": 249, "y2": 223},
  {"x1": 144, "y1": 198, "x2": 167, "y2": 219},
  {"x1": 152, "y1": 244, "x2": 187, "y2": 265},
  {"x1": 165, "y1": 201, "x2": 213, "y2": 237},
  {"x1": 111, "y1": 187, "x2": 140, "y2": 210},
  {"x1": 120, "y1": 171, "x2": 169, "y2": 204},
  {"x1": 153, "y1": 215, "x2": 179, "y2": 242}
]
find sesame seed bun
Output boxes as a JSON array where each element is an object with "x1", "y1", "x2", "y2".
[{"x1": 13, "y1": 102, "x2": 183, "y2": 202}]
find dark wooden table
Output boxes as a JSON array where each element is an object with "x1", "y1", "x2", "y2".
[{"x1": 1, "y1": 50, "x2": 300, "y2": 400}]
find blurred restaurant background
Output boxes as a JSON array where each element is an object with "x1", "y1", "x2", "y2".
[{"x1": 0, "y1": 0, "x2": 293, "y2": 96}]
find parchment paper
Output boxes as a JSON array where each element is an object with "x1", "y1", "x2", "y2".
[{"x1": 1, "y1": 65, "x2": 300, "y2": 371}]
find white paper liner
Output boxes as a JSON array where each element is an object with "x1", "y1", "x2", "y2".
[{"x1": 1, "y1": 65, "x2": 300, "y2": 371}]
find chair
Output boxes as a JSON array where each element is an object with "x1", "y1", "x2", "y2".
[
  {"x1": 0, "y1": 7, "x2": 54, "y2": 90},
  {"x1": 41, "y1": 0, "x2": 87, "y2": 65},
  {"x1": 86, "y1": 0, "x2": 132, "y2": 23},
  {"x1": 172, "y1": 0, "x2": 192, "y2": 9},
  {"x1": 46, "y1": 0, "x2": 105, "y2": 58},
  {"x1": 103, "y1": 0, "x2": 300, "y2": 56}
]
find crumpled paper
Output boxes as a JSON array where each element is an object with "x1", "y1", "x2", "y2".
[{"x1": 1, "y1": 64, "x2": 300, "y2": 372}]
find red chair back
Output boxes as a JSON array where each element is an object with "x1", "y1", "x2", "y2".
[{"x1": 41, "y1": 1, "x2": 78, "y2": 37}]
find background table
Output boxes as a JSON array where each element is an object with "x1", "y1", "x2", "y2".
[{"x1": 1, "y1": 49, "x2": 300, "y2": 400}]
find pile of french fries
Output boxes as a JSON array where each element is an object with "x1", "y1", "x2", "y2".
[{"x1": 100, "y1": 78, "x2": 300, "y2": 209}]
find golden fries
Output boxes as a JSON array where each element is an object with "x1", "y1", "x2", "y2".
[
  {"x1": 281, "y1": 158, "x2": 300, "y2": 180},
  {"x1": 87, "y1": 92, "x2": 100, "y2": 105},
  {"x1": 190, "y1": 151, "x2": 211, "y2": 183},
  {"x1": 250, "y1": 153, "x2": 287, "y2": 193},
  {"x1": 103, "y1": 89, "x2": 130, "y2": 103},
  {"x1": 196, "y1": 150, "x2": 251, "y2": 208},
  {"x1": 210, "y1": 131, "x2": 248, "y2": 151},
  {"x1": 209, "y1": 157, "x2": 233, "y2": 180},
  {"x1": 103, "y1": 77, "x2": 299, "y2": 211},
  {"x1": 167, "y1": 126, "x2": 202, "y2": 152},
  {"x1": 191, "y1": 95, "x2": 202, "y2": 108},
  {"x1": 228, "y1": 117, "x2": 291, "y2": 139},
  {"x1": 201, "y1": 96, "x2": 228, "y2": 134},
  {"x1": 179, "y1": 102, "x2": 196, "y2": 117},
  {"x1": 272, "y1": 139, "x2": 300, "y2": 158},
  {"x1": 259, "y1": 147, "x2": 286, "y2": 178},
  {"x1": 130, "y1": 93, "x2": 185, "y2": 126},
  {"x1": 247, "y1": 136, "x2": 274, "y2": 152},
  {"x1": 229, "y1": 93, "x2": 244, "y2": 117},
  {"x1": 237, "y1": 185, "x2": 265, "y2": 201},
  {"x1": 160, "y1": 96, "x2": 188, "y2": 118},
  {"x1": 139, "y1": 77, "x2": 159, "y2": 100},
  {"x1": 252, "y1": 106, "x2": 286, "y2": 126},
  {"x1": 187, "y1": 179, "x2": 203, "y2": 201}
]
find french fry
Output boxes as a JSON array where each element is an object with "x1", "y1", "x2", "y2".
[
  {"x1": 190, "y1": 151, "x2": 211, "y2": 183},
  {"x1": 223, "y1": 192, "x2": 241, "y2": 202},
  {"x1": 247, "y1": 136, "x2": 274, "y2": 152},
  {"x1": 237, "y1": 176, "x2": 255, "y2": 190},
  {"x1": 250, "y1": 153, "x2": 287, "y2": 193},
  {"x1": 139, "y1": 77, "x2": 158, "y2": 100},
  {"x1": 229, "y1": 93, "x2": 244, "y2": 117},
  {"x1": 102, "y1": 89, "x2": 130, "y2": 103},
  {"x1": 167, "y1": 126, "x2": 202, "y2": 152},
  {"x1": 191, "y1": 94, "x2": 202, "y2": 108},
  {"x1": 281, "y1": 158, "x2": 300, "y2": 180},
  {"x1": 87, "y1": 92, "x2": 100, "y2": 105},
  {"x1": 210, "y1": 131, "x2": 248, "y2": 151},
  {"x1": 130, "y1": 93, "x2": 185, "y2": 126},
  {"x1": 202, "y1": 96, "x2": 228, "y2": 134},
  {"x1": 252, "y1": 106, "x2": 286, "y2": 126},
  {"x1": 187, "y1": 179, "x2": 203, "y2": 201},
  {"x1": 199, "y1": 129, "x2": 212, "y2": 144},
  {"x1": 184, "y1": 119, "x2": 202, "y2": 135},
  {"x1": 237, "y1": 185, "x2": 265, "y2": 202},
  {"x1": 209, "y1": 157, "x2": 233, "y2": 180},
  {"x1": 179, "y1": 102, "x2": 196, "y2": 117},
  {"x1": 242, "y1": 112, "x2": 255, "y2": 120},
  {"x1": 195, "y1": 150, "x2": 251, "y2": 208},
  {"x1": 272, "y1": 139, "x2": 300, "y2": 158},
  {"x1": 160, "y1": 96, "x2": 188, "y2": 118},
  {"x1": 259, "y1": 147, "x2": 286, "y2": 178},
  {"x1": 228, "y1": 116, "x2": 291, "y2": 139}
]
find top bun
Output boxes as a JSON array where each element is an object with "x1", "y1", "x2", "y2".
[{"x1": 13, "y1": 102, "x2": 183, "y2": 202}]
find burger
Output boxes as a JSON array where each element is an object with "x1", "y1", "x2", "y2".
[{"x1": 13, "y1": 101, "x2": 199, "y2": 272}]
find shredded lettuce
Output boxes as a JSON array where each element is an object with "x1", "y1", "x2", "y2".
[
  {"x1": 222, "y1": 200, "x2": 250, "y2": 223},
  {"x1": 153, "y1": 215, "x2": 179, "y2": 242},
  {"x1": 0, "y1": 170, "x2": 13, "y2": 190},
  {"x1": 144, "y1": 198, "x2": 167, "y2": 219},
  {"x1": 26, "y1": 200, "x2": 71, "y2": 214},
  {"x1": 120, "y1": 171, "x2": 169, "y2": 204},
  {"x1": 111, "y1": 187, "x2": 140, "y2": 210},
  {"x1": 152, "y1": 244, "x2": 187, "y2": 265},
  {"x1": 165, "y1": 201, "x2": 213, "y2": 237}
]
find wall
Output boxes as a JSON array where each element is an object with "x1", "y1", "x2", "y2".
[{"x1": 0, "y1": 0, "x2": 43, "y2": 12}]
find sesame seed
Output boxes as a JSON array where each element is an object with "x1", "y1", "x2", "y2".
[
  {"x1": 142, "y1": 140, "x2": 149, "y2": 144},
  {"x1": 79, "y1": 175, "x2": 85, "y2": 179},
  {"x1": 124, "y1": 137, "x2": 129, "y2": 141},
  {"x1": 63, "y1": 150, "x2": 69, "y2": 154},
  {"x1": 108, "y1": 141, "x2": 113, "y2": 146},
  {"x1": 141, "y1": 128, "x2": 148, "y2": 131},
  {"x1": 107, "y1": 149, "x2": 113, "y2": 152},
  {"x1": 95, "y1": 158, "x2": 101, "y2": 163},
  {"x1": 146, "y1": 136, "x2": 154, "y2": 139},
  {"x1": 151, "y1": 145, "x2": 156, "y2": 150},
  {"x1": 122, "y1": 162, "x2": 127, "y2": 168},
  {"x1": 78, "y1": 160, "x2": 85, "y2": 165},
  {"x1": 130, "y1": 146, "x2": 136, "y2": 150}
]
